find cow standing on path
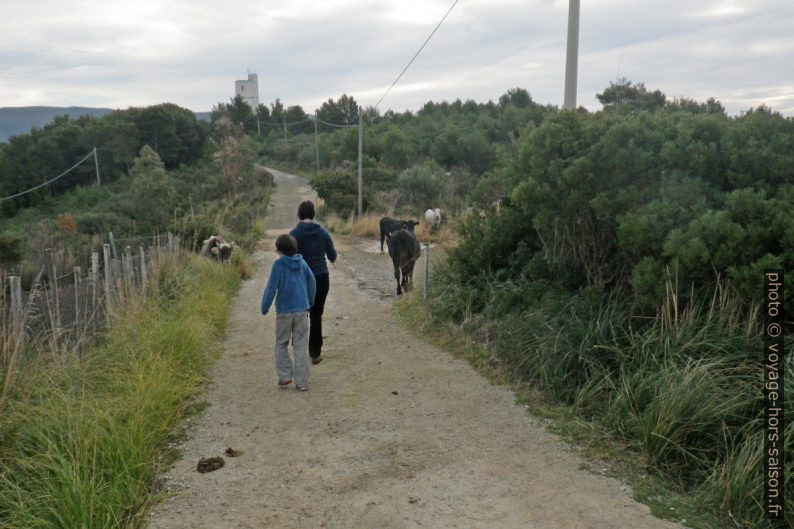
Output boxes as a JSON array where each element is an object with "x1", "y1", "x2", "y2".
[
  {"x1": 379, "y1": 217, "x2": 419, "y2": 253},
  {"x1": 387, "y1": 227, "x2": 421, "y2": 295}
]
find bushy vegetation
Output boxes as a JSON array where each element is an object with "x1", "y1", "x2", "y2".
[
  {"x1": 0, "y1": 112, "x2": 272, "y2": 285},
  {"x1": 0, "y1": 104, "x2": 210, "y2": 217},
  {"x1": 228, "y1": 88, "x2": 550, "y2": 216},
  {"x1": 420, "y1": 93, "x2": 793, "y2": 527},
  {"x1": 0, "y1": 255, "x2": 239, "y2": 528}
]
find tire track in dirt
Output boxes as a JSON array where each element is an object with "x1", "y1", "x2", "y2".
[{"x1": 146, "y1": 168, "x2": 685, "y2": 529}]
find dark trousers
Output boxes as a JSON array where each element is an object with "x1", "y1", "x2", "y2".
[{"x1": 309, "y1": 274, "x2": 330, "y2": 359}]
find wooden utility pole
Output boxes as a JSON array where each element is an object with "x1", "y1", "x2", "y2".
[
  {"x1": 563, "y1": 0, "x2": 581, "y2": 110},
  {"x1": 283, "y1": 116, "x2": 287, "y2": 140},
  {"x1": 357, "y1": 106, "x2": 363, "y2": 217},
  {"x1": 93, "y1": 147, "x2": 101, "y2": 185}
]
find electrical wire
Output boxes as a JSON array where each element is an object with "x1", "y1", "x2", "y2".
[
  {"x1": 0, "y1": 150, "x2": 96, "y2": 202},
  {"x1": 374, "y1": 0, "x2": 459, "y2": 110},
  {"x1": 314, "y1": 117, "x2": 357, "y2": 128}
]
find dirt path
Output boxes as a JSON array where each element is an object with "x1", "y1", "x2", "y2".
[{"x1": 146, "y1": 169, "x2": 684, "y2": 529}]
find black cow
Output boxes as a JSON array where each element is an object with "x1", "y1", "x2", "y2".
[
  {"x1": 387, "y1": 228, "x2": 421, "y2": 295},
  {"x1": 379, "y1": 216, "x2": 419, "y2": 253}
]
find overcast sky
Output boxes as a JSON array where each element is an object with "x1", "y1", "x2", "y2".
[{"x1": 1, "y1": 0, "x2": 792, "y2": 116}]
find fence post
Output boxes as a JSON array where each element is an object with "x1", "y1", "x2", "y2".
[
  {"x1": 91, "y1": 251, "x2": 99, "y2": 308},
  {"x1": 423, "y1": 243, "x2": 430, "y2": 301},
  {"x1": 124, "y1": 246, "x2": 133, "y2": 290},
  {"x1": 108, "y1": 232, "x2": 118, "y2": 259},
  {"x1": 103, "y1": 244, "x2": 112, "y2": 322},
  {"x1": 9, "y1": 276, "x2": 23, "y2": 346},
  {"x1": 73, "y1": 267, "x2": 81, "y2": 335},
  {"x1": 46, "y1": 249, "x2": 61, "y2": 331},
  {"x1": 153, "y1": 235, "x2": 161, "y2": 264},
  {"x1": 139, "y1": 246, "x2": 147, "y2": 292}
]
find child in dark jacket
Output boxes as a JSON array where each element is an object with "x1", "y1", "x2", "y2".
[
  {"x1": 261, "y1": 234, "x2": 317, "y2": 391},
  {"x1": 290, "y1": 201, "x2": 337, "y2": 365}
]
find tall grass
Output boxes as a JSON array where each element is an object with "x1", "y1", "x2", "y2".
[
  {"x1": 0, "y1": 255, "x2": 239, "y2": 528},
  {"x1": 420, "y1": 265, "x2": 791, "y2": 528}
]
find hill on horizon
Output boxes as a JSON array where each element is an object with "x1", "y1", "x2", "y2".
[{"x1": 0, "y1": 106, "x2": 212, "y2": 142}]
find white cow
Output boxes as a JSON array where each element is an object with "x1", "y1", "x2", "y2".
[{"x1": 424, "y1": 208, "x2": 445, "y2": 231}]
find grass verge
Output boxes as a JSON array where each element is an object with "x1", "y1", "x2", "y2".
[
  {"x1": 395, "y1": 289, "x2": 735, "y2": 529},
  {"x1": 0, "y1": 254, "x2": 239, "y2": 528}
]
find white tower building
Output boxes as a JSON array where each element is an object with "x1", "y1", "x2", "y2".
[{"x1": 235, "y1": 73, "x2": 259, "y2": 109}]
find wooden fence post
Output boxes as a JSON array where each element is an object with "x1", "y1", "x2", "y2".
[
  {"x1": 103, "y1": 244, "x2": 112, "y2": 322},
  {"x1": 73, "y1": 267, "x2": 81, "y2": 334},
  {"x1": 124, "y1": 245, "x2": 133, "y2": 291},
  {"x1": 153, "y1": 235, "x2": 161, "y2": 265},
  {"x1": 139, "y1": 246, "x2": 147, "y2": 292},
  {"x1": 423, "y1": 243, "x2": 430, "y2": 301},
  {"x1": 9, "y1": 276, "x2": 23, "y2": 345},
  {"x1": 91, "y1": 251, "x2": 99, "y2": 308},
  {"x1": 46, "y1": 249, "x2": 61, "y2": 330},
  {"x1": 108, "y1": 231, "x2": 118, "y2": 259}
]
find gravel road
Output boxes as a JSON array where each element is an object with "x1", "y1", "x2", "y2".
[{"x1": 145, "y1": 168, "x2": 684, "y2": 529}]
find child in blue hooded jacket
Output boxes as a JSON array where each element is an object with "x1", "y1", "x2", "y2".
[{"x1": 261, "y1": 234, "x2": 316, "y2": 391}]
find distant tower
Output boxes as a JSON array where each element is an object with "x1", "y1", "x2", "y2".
[{"x1": 235, "y1": 72, "x2": 259, "y2": 109}]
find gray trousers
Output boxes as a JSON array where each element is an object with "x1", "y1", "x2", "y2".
[{"x1": 274, "y1": 311, "x2": 310, "y2": 387}]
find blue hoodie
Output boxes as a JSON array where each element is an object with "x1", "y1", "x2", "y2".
[
  {"x1": 260, "y1": 254, "x2": 317, "y2": 315},
  {"x1": 290, "y1": 221, "x2": 337, "y2": 276}
]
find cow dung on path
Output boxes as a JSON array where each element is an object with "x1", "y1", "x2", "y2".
[{"x1": 197, "y1": 456, "x2": 225, "y2": 473}]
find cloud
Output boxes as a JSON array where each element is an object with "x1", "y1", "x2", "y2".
[{"x1": 0, "y1": 0, "x2": 791, "y2": 116}]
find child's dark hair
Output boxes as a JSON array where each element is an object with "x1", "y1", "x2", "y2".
[
  {"x1": 297, "y1": 200, "x2": 315, "y2": 220},
  {"x1": 275, "y1": 234, "x2": 298, "y2": 256}
]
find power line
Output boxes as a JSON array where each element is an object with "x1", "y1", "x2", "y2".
[
  {"x1": 0, "y1": 151, "x2": 96, "y2": 202},
  {"x1": 258, "y1": 116, "x2": 354, "y2": 128},
  {"x1": 259, "y1": 118, "x2": 313, "y2": 127},
  {"x1": 314, "y1": 117, "x2": 357, "y2": 128},
  {"x1": 374, "y1": 0, "x2": 459, "y2": 110}
]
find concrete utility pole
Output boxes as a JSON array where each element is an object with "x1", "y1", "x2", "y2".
[
  {"x1": 357, "y1": 107, "x2": 363, "y2": 217},
  {"x1": 314, "y1": 117, "x2": 320, "y2": 174},
  {"x1": 563, "y1": 0, "x2": 581, "y2": 110}
]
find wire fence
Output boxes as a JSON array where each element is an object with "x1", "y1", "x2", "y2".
[{"x1": 1, "y1": 233, "x2": 183, "y2": 369}]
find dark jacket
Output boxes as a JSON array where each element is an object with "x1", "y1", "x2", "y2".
[
  {"x1": 261, "y1": 254, "x2": 317, "y2": 315},
  {"x1": 290, "y1": 221, "x2": 337, "y2": 276}
]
